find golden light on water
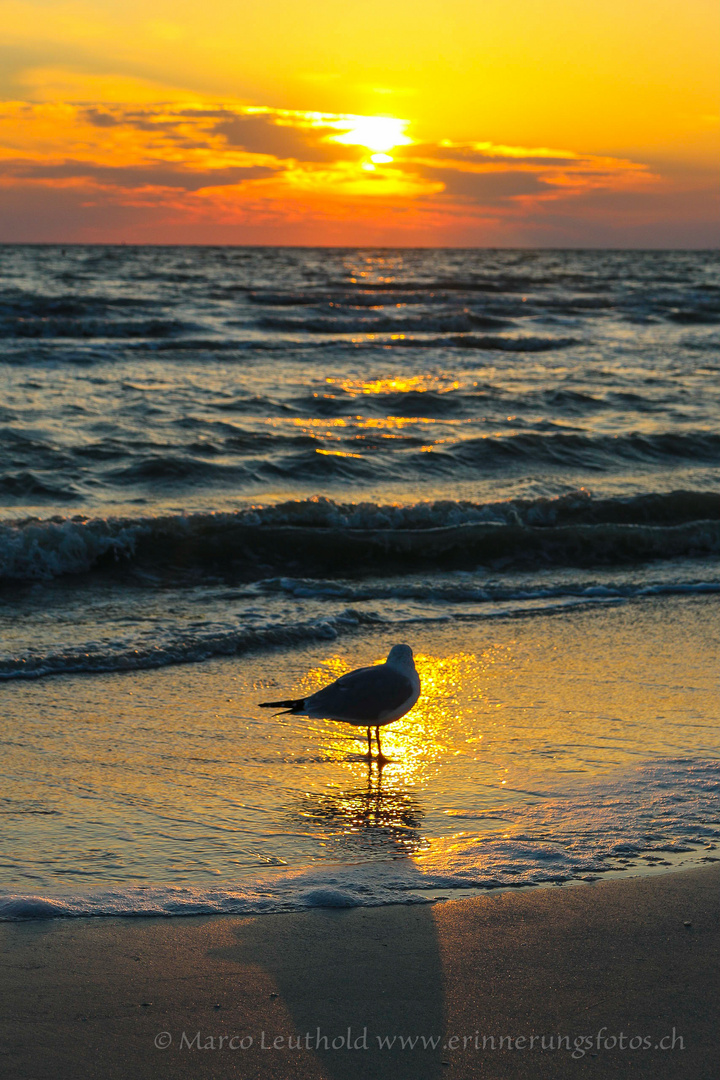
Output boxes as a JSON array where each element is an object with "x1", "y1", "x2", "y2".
[
  {"x1": 269, "y1": 373, "x2": 470, "y2": 455},
  {"x1": 314, "y1": 448, "x2": 364, "y2": 459},
  {"x1": 251, "y1": 605, "x2": 720, "y2": 875},
  {"x1": 292, "y1": 775, "x2": 426, "y2": 857},
  {"x1": 278, "y1": 647, "x2": 511, "y2": 856},
  {"x1": 325, "y1": 375, "x2": 461, "y2": 396},
  {"x1": 296, "y1": 649, "x2": 501, "y2": 787}
]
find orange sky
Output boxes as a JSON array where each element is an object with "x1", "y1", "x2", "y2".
[{"x1": 0, "y1": 0, "x2": 717, "y2": 245}]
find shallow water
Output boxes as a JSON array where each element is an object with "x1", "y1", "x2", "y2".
[
  {"x1": 1, "y1": 247, "x2": 718, "y2": 917},
  {"x1": 1, "y1": 598, "x2": 718, "y2": 918}
]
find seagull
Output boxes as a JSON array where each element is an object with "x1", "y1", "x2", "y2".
[{"x1": 259, "y1": 644, "x2": 421, "y2": 760}]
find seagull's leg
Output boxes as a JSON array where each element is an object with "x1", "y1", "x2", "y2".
[
  {"x1": 366, "y1": 726, "x2": 373, "y2": 759},
  {"x1": 375, "y1": 726, "x2": 388, "y2": 763}
]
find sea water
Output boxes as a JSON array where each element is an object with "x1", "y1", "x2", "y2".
[{"x1": 1, "y1": 246, "x2": 718, "y2": 918}]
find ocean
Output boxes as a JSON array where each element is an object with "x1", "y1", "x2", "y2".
[{"x1": 1, "y1": 245, "x2": 719, "y2": 919}]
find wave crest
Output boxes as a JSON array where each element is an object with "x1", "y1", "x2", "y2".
[{"x1": 3, "y1": 490, "x2": 720, "y2": 582}]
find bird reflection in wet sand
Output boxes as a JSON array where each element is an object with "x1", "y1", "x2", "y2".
[
  {"x1": 259, "y1": 643, "x2": 421, "y2": 761},
  {"x1": 292, "y1": 764, "x2": 426, "y2": 859}
]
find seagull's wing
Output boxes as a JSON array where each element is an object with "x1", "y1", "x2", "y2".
[{"x1": 304, "y1": 664, "x2": 414, "y2": 723}]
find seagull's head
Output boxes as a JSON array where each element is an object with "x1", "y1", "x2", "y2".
[{"x1": 386, "y1": 643, "x2": 415, "y2": 671}]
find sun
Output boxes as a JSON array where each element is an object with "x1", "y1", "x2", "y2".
[{"x1": 330, "y1": 115, "x2": 412, "y2": 155}]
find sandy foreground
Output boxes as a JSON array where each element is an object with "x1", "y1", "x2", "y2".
[{"x1": 1, "y1": 863, "x2": 718, "y2": 1080}]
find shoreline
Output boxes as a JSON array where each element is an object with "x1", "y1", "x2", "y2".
[
  {"x1": 2, "y1": 861, "x2": 718, "y2": 1079},
  {"x1": 1, "y1": 838, "x2": 717, "y2": 922}
]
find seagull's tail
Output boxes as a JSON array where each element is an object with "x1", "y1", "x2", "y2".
[{"x1": 258, "y1": 697, "x2": 306, "y2": 714}]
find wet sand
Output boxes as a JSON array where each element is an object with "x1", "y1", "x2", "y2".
[{"x1": 2, "y1": 863, "x2": 718, "y2": 1080}]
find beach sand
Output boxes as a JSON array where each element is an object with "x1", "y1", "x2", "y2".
[
  {"x1": 3, "y1": 596, "x2": 719, "y2": 1077},
  {"x1": 2, "y1": 863, "x2": 718, "y2": 1080}
]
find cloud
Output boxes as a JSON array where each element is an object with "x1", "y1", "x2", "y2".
[
  {"x1": 398, "y1": 142, "x2": 580, "y2": 167},
  {"x1": 404, "y1": 167, "x2": 549, "y2": 200},
  {"x1": 0, "y1": 93, "x2": 691, "y2": 245},
  {"x1": 0, "y1": 158, "x2": 277, "y2": 189},
  {"x1": 395, "y1": 139, "x2": 654, "y2": 200},
  {"x1": 215, "y1": 113, "x2": 350, "y2": 162},
  {"x1": 82, "y1": 108, "x2": 122, "y2": 128}
]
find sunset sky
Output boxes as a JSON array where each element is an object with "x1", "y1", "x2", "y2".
[{"x1": 1, "y1": 0, "x2": 717, "y2": 245}]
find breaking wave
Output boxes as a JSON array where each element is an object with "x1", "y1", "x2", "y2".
[
  {"x1": 3, "y1": 490, "x2": 720, "y2": 583},
  {"x1": 0, "y1": 608, "x2": 382, "y2": 681}
]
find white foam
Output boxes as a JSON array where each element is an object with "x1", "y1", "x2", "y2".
[
  {"x1": 2, "y1": 759, "x2": 717, "y2": 921},
  {"x1": 3, "y1": 490, "x2": 720, "y2": 581}
]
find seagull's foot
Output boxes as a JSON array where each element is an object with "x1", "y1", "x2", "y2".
[{"x1": 375, "y1": 751, "x2": 390, "y2": 765}]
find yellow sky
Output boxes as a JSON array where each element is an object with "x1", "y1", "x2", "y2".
[{"x1": 0, "y1": 0, "x2": 717, "y2": 243}]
